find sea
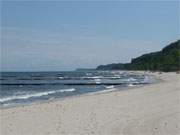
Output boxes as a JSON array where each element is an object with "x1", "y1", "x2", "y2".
[{"x1": 0, "y1": 70, "x2": 154, "y2": 108}]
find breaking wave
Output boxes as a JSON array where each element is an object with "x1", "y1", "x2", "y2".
[{"x1": 0, "y1": 88, "x2": 76, "y2": 103}]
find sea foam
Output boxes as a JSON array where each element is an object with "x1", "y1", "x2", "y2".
[
  {"x1": 0, "y1": 88, "x2": 76, "y2": 103},
  {"x1": 105, "y1": 85, "x2": 115, "y2": 89}
]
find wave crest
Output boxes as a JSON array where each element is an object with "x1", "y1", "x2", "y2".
[{"x1": 0, "y1": 88, "x2": 76, "y2": 103}]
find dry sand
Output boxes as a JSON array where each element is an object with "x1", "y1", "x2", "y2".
[{"x1": 0, "y1": 72, "x2": 180, "y2": 135}]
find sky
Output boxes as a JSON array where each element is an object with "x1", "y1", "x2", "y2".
[{"x1": 1, "y1": 1, "x2": 179, "y2": 71}]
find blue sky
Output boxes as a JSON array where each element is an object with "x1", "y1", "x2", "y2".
[{"x1": 1, "y1": 1, "x2": 179, "y2": 71}]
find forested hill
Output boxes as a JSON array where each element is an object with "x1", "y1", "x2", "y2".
[{"x1": 97, "y1": 40, "x2": 180, "y2": 72}]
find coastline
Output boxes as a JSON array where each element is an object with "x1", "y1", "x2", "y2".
[
  {"x1": 0, "y1": 71, "x2": 158, "y2": 110},
  {"x1": 1, "y1": 72, "x2": 179, "y2": 135}
]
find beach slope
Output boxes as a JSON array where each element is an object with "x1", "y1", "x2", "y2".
[{"x1": 1, "y1": 72, "x2": 180, "y2": 135}]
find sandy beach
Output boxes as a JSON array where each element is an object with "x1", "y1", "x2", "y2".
[{"x1": 0, "y1": 72, "x2": 180, "y2": 135}]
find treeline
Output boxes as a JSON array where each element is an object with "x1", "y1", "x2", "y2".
[{"x1": 97, "y1": 40, "x2": 180, "y2": 72}]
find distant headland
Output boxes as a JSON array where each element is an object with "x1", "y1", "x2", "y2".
[{"x1": 96, "y1": 40, "x2": 180, "y2": 72}]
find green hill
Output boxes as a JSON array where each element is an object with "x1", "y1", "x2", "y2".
[{"x1": 97, "y1": 40, "x2": 180, "y2": 72}]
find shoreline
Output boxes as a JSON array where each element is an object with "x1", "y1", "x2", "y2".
[
  {"x1": 1, "y1": 72, "x2": 179, "y2": 135},
  {"x1": 0, "y1": 71, "x2": 158, "y2": 110}
]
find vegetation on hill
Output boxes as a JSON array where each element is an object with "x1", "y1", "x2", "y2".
[{"x1": 97, "y1": 40, "x2": 180, "y2": 72}]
